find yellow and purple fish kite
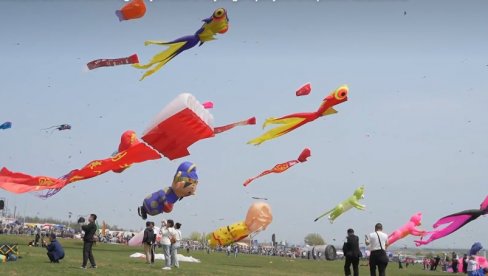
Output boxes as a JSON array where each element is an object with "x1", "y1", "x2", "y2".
[
  {"x1": 133, "y1": 8, "x2": 229, "y2": 80},
  {"x1": 248, "y1": 85, "x2": 349, "y2": 145}
]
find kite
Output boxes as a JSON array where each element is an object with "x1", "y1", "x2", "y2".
[
  {"x1": 0, "y1": 94, "x2": 255, "y2": 197},
  {"x1": 314, "y1": 186, "x2": 365, "y2": 223},
  {"x1": 248, "y1": 85, "x2": 349, "y2": 145},
  {"x1": 86, "y1": 54, "x2": 139, "y2": 70},
  {"x1": 41, "y1": 124, "x2": 71, "y2": 133},
  {"x1": 116, "y1": 0, "x2": 146, "y2": 21},
  {"x1": 0, "y1": 122, "x2": 12, "y2": 130},
  {"x1": 243, "y1": 148, "x2": 311, "y2": 187},
  {"x1": 415, "y1": 195, "x2": 488, "y2": 246},
  {"x1": 138, "y1": 161, "x2": 198, "y2": 220},
  {"x1": 296, "y1": 83, "x2": 311, "y2": 96},
  {"x1": 208, "y1": 202, "x2": 272, "y2": 247},
  {"x1": 133, "y1": 8, "x2": 229, "y2": 80},
  {"x1": 214, "y1": 117, "x2": 256, "y2": 134},
  {"x1": 457, "y1": 242, "x2": 488, "y2": 271},
  {"x1": 252, "y1": 197, "x2": 268, "y2": 200},
  {"x1": 387, "y1": 212, "x2": 426, "y2": 246}
]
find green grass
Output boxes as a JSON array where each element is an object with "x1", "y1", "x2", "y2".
[{"x1": 0, "y1": 235, "x2": 446, "y2": 275}]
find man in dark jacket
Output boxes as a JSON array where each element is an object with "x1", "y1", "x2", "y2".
[
  {"x1": 343, "y1": 228, "x2": 361, "y2": 276},
  {"x1": 46, "y1": 233, "x2": 65, "y2": 263},
  {"x1": 81, "y1": 214, "x2": 97, "y2": 269},
  {"x1": 142, "y1": 221, "x2": 155, "y2": 264}
]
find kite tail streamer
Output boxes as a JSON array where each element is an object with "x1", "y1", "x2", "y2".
[
  {"x1": 313, "y1": 209, "x2": 333, "y2": 222},
  {"x1": 86, "y1": 54, "x2": 139, "y2": 70},
  {"x1": 132, "y1": 41, "x2": 187, "y2": 80},
  {"x1": 247, "y1": 117, "x2": 306, "y2": 145},
  {"x1": 214, "y1": 117, "x2": 256, "y2": 134}
]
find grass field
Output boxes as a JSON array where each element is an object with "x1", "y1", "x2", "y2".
[{"x1": 0, "y1": 236, "x2": 447, "y2": 276}]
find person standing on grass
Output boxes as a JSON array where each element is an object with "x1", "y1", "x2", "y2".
[
  {"x1": 81, "y1": 214, "x2": 98, "y2": 269},
  {"x1": 365, "y1": 223, "x2": 389, "y2": 276},
  {"x1": 142, "y1": 221, "x2": 155, "y2": 264},
  {"x1": 150, "y1": 221, "x2": 157, "y2": 264},
  {"x1": 343, "y1": 228, "x2": 361, "y2": 276},
  {"x1": 161, "y1": 219, "x2": 176, "y2": 270},
  {"x1": 170, "y1": 222, "x2": 182, "y2": 268},
  {"x1": 46, "y1": 233, "x2": 64, "y2": 263}
]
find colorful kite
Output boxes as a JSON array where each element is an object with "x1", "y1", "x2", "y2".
[
  {"x1": 415, "y1": 195, "x2": 488, "y2": 246},
  {"x1": 387, "y1": 212, "x2": 426, "y2": 246},
  {"x1": 314, "y1": 186, "x2": 365, "y2": 223},
  {"x1": 87, "y1": 54, "x2": 139, "y2": 70},
  {"x1": 138, "y1": 161, "x2": 198, "y2": 220},
  {"x1": 208, "y1": 202, "x2": 272, "y2": 247},
  {"x1": 243, "y1": 148, "x2": 311, "y2": 187},
  {"x1": 41, "y1": 124, "x2": 71, "y2": 133},
  {"x1": 0, "y1": 94, "x2": 253, "y2": 197},
  {"x1": 248, "y1": 85, "x2": 348, "y2": 145},
  {"x1": 0, "y1": 122, "x2": 12, "y2": 130},
  {"x1": 133, "y1": 8, "x2": 229, "y2": 80},
  {"x1": 296, "y1": 83, "x2": 311, "y2": 96},
  {"x1": 116, "y1": 0, "x2": 146, "y2": 21}
]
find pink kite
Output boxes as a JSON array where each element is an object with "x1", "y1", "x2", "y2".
[
  {"x1": 243, "y1": 148, "x2": 311, "y2": 187},
  {"x1": 86, "y1": 54, "x2": 139, "y2": 70},
  {"x1": 387, "y1": 212, "x2": 426, "y2": 246},
  {"x1": 296, "y1": 83, "x2": 311, "y2": 96},
  {"x1": 415, "y1": 195, "x2": 488, "y2": 246}
]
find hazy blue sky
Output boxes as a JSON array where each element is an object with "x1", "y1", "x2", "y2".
[{"x1": 1, "y1": 0, "x2": 487, "y2": 249}]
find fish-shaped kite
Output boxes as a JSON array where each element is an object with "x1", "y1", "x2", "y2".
[
  {"x1": 133, "y1": 8, "x2": 229, "y2": 80},
  {"x1": 415, "y1": 195, "x2": 488, "y2": 246},
  {"x1": 116, "y1": 0, "x2": 146, "y2": 21},
  {"x1": 243, "y1": 148, "x2": 311, "y2": 187},
  {"x1": 314, "y1": 186, "x2": 365, "y2": 223},
  {"x1": 248, "y1": 85, "x2": 348, "y2": 145}
]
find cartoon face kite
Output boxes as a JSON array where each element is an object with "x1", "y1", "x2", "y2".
[
  {"x1": 314, "y1": 186, "x2": 365, "y2": 223},
  {"x1": 132, "y1": 8, "x2": 229, "y2": 80},
  {"x1": 208, "y1": 202, "x2": 273, "y2": 247},
  {"x1": 138, "y1": 161, "x2": 198, "y2": 220},
  {"x1": 248, "y1": 85, "x2": 348, "y2": 145}
]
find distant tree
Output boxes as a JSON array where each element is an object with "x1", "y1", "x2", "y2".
[
  {"x1": 304, "y1": 233, "x2": 325, "y2": 246},
  {"x1": 188, "y1": 231, "x2": 202, "y2": 241}
]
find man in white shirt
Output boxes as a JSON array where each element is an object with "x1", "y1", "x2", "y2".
[{"x1": 365, "y1": 223, "x2": 389, "y2": 276}]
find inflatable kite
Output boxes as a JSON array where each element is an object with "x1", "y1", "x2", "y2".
[
  {"x1": 208, "y1": 202, "x2": 272, "y2": 247},
  {"x1": 87, "y1": 54, "x2": 139, "y2": 70},
  {"x1": 415, "y1": 195, "x2": 488, "y2": 246},
  {"x1": 458, "y1": 243, "x2": 488, "y2": 271},
  {"x1": 248, "y1": 85, "x2": 348, "y2": 145},
  {"x1": 243, "y1": 148, "x2": 311, "y2": 187},
  {"x1": 116, "y1": 0, "x2": 146, "y2": 21},
  {"x1": 138, "y1": 161, "x2": 198, "y2": 219},
  {"x1": 133, "y1": 8, "x2": 229, "y2": 80},
  {"x1": 0, "y1": 122, "x2": 12, "y2": 130},
  {"x1": 314, "y1": 186, "x2": 365, "y2": 223},
  {"x1": 296, "y1": 83, "x2": 311, "y2": 96},
  {"x1": 0, "y1": 94, "x2": 256, "y2": 197},
  {"x1": 41, "y1": 124, "x2": 71, "y2": 132},
  {"x1": 387, "y1": 212, "x2": 426, "y2": 246}
]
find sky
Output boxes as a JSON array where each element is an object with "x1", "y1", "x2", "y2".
[{"x1": 1, "y1": 0, "x2": 487, "y2": 250}]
